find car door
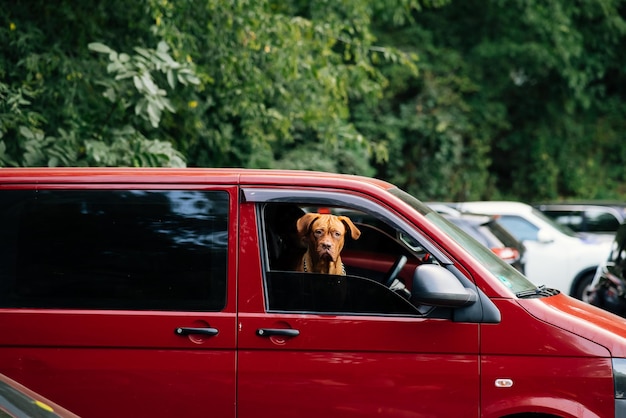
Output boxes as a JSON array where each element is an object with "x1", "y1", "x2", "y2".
[
  {"x1": 0, "y1": 186, "x2": 238, "y2": 418},
  {"x1": 236, "y1": 190, "x2": 480, "y2": 418}
]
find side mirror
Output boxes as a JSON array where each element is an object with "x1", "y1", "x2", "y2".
[
  {"x1": 536, "y1": 228, "x2": 555, "y2": 243},
  {"x1": 410, "y1": 264, "x2": 477, "y2": 308}
]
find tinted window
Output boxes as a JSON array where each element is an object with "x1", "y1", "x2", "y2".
[
  {"x1": 542, "y1": 208, "x2": 620, "y2": 234},
  {"x1": 0, "y1": 190, "x2": 229, "y2": 311},
  {"x1": 585, "y1": 209, "x2": 620, "y2": 233},
  {"x1": 543, "y1": 210, "x2": 583, "y2": 232},
  {"x1": 608, "y1": 225, "x2": 626, "y2": 272},
  {"x1": 497, "y1": 216, "x2": 539, "y2": 241},
  {"x1": 446, "y1": 218, "x2": 491, "y2": 247}
]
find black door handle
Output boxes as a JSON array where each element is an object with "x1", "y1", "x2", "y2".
[
  {"x1": 175, "y1": 327, "x2": 219, "y2": 337},
  {"x1": 256, "y1": 328, "x2": 300, "y2": 337}
]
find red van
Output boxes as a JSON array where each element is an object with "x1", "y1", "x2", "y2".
[{"x1": 0, "y1": 167, "x2": 625, "y2": 418}]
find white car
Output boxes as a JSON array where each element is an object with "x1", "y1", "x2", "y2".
[{"x1": 453, "y1": 201, "x2": 612, "y2": 299}]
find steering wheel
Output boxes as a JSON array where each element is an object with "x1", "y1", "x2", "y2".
[{"x1": 384, "y1": 255, "x2": 408, "y2": 287}]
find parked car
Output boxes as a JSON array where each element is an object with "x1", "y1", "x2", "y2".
[
  {"x1": 2, "y1": 168, "x2": 626, "y2": 417},
  {"x1": 425, "y1": 202, "x2": 462, "y2": 216},
  {"x1": 0, "y1": 373, "x2": 80, "y2": 417},
  {"x1": 441, "y1": 213, "x2": 526, "y2": 273},
  {"x1": 335, "y1": 208, "x2": 526, "y2": 273},
  {"x1": 535, "y1": 201, "x2": 626, "y2": 240},
  {"x1": 453, "y1": 201, "x2": 612, "y2": 299},
  {"x1": 587, "y1": 222, "x2": 626, "y2": 316}
]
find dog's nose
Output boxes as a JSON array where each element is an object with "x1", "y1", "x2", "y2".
[{"x1": 321, "y1": 242, "x2": 332, "y2": 250}]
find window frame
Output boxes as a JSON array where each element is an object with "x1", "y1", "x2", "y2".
[{"x1": 243, "y1": 187, "x2": 450, "y2": 317}]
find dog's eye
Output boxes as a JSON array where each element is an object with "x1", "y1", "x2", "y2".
[
  {"x1": 314, "y1": 229, "x2": 323, "y2": 236},
  {"x1": 333, "y1": 231, "x2": 342, "y2": 238}
]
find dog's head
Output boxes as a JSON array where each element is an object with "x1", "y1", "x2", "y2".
[{"x1": 296, "y1": 213, "x2": 361, "y2": 263}]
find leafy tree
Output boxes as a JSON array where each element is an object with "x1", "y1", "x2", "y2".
[
  {"x1": 2, "y1": 0, "x2": 625, "y2": 202},
  {"x1": 357, "y1": 21, "x2": 498, "y2": 201},
  {"x1": 147, "y1": 0, "x2": 428, "y2": 172},
  {"x1": 1, "y1": 0, "x2": 427, "y2": 173},
  {"x1": 1, "y1": 1, "x2": 192, "y2": 167},
  {"x1": 407, "y1": 0, "x2": 626, "y2": 200}
]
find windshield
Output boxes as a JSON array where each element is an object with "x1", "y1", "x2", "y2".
[{"x1": 390, "y1": 188, "x2": 537, "y2": 294}]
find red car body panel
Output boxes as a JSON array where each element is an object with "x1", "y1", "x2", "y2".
[{"x1": 0, "y1": 168, "x2": 623, "y2": 417}]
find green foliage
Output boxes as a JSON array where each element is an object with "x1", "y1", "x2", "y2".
[
  {"x1": 88, "y1": 41, "x2": 200, "y2": 129},
  {"x1": 428, "y1": 0, "x2": 626, "y2": 200},
  {"x1": 1, "y1": 0, "x2": 625, "y2": 201},
  {"x1": 363, "y1": 0, "x2": 626, "y2": 200},
  {"x1": 146, "y1": 0, "x2": 424, "y2": 170},
  {"x1": 1, "y1": 1, "x2": 192, "y2": 167},
  {"x1": 354, "y1": 12, "x2": 498, "y2": 200}
]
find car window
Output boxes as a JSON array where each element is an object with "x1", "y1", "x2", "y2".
[
  {"x1": 482, "y1": 220, "x2": 523, "y2": 251},
  {"x1": 496, "y1": 215, "x2": 539, "y2": 241},
  {"x1": 608, "y1": 225, "x2": 626, "y2": 268},
  {"x1": 543, "y1": 210, "x2": 584, "y2": 232},
  {"x1": 585, "y1": 209, "x2": 620, "y2": 233},
  {"x1": 0, "y1": 190, "x2": 229, "y2": 311},
  {"x1": 476, "y1": 224, "x2": 505, "y2": 248},
  {"x1": 446, "y1": 218, "x2": 491, "y2": 247},
  {"x1": 261, "y1": 203, "x2": 421, "y2": 316},
  {"x1": 532, "y1": 208, "x2": 579, "y2": 237}
]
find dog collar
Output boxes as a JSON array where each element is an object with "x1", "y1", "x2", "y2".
[{"x1": 303, "y1": 259, "x2": 346, "y2": 275}]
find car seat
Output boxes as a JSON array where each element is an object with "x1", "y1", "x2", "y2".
[{"x1": 264, "y1": 203, "x2": 307, "y2": 271}]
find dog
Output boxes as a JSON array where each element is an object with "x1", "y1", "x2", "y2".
[{"x1": 296, "y1": 213, "x2": 361, "y2": 275}]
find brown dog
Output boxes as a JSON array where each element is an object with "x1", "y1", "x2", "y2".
[{"x1": 296, "y1": 213, "x2": 361, "y2": 275}]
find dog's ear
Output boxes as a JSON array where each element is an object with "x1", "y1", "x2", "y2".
[
  {"x1": 337, "y1": 216, "x2": 361, "y2": 240},
  {"x1": 296, "y1": 213, "x2": 320, "y2": 237}
]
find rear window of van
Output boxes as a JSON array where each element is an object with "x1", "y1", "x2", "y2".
[{"x1": 0, "y1": 189, "x2": 229, "y2": 311}]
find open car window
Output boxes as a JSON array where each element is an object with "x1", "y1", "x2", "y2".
[{"x1": 260, "y1": 203, "x2": 431, "y2": 316}]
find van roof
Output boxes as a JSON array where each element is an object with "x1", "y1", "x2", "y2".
[
  {"x1": 0, "y1": 167, "x2": 395, "y2": 191},
  {"x1": 455, "y1": 201, "x2": 535, "y2": 215}
]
